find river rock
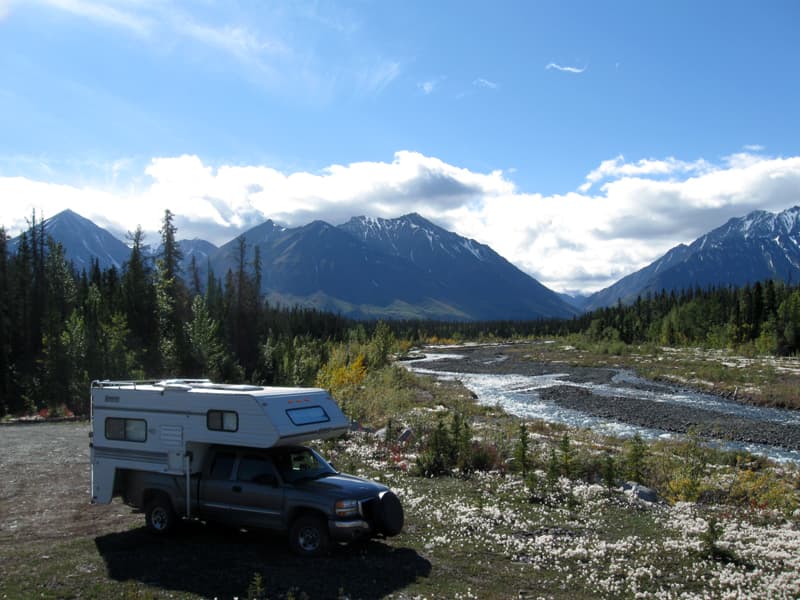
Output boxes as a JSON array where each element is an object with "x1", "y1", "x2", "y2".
[{"x1": 623, "y1": 482, "x2": 659, "y2": 503}]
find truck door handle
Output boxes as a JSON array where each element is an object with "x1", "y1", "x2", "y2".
[{"x1": 232, "y1": 485, "x2": 242, "y2": 493}]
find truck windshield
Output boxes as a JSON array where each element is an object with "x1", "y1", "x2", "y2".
[{"x1": 272, "y1": 447, "x2": 336, "y2": 483}]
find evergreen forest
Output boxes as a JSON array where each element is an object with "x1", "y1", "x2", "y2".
[{"x1": 1, "y1": 210, "x2": 799, "y2": 418}]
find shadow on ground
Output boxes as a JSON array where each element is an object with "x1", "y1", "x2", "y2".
[{"x1": 95, "y1": 522, "x2": 431, "y2": 599}]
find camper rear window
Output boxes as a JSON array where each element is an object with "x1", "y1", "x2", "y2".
[
  {"x1": 286, "y1": 406, "x2": 330, "y2": 426},
  {"x1": 207, "y1": 410, "x2": 238, "y2": 432},
  {"x1": 105, "y1": 417, "x2": 147, "y2": 442}
]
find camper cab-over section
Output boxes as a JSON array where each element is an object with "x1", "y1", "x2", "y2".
[{"x1": 90, "y1": 379, "x2": 350, "y2": 504}]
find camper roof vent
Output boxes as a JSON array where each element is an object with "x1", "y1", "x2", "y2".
[
  {"x1": 192, "y1": 382, "x2": 263, "y2": 392},
  {"x1": 155, "y1": 379, "x2": 210, "y2": 391},
  {"x1": 93, "y1": 379, "x2": 158, "y2": 389}
]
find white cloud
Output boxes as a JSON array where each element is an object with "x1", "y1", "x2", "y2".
[
  {"x1": 418, "y1": 77, "x2": 445, "y2": 95},
  {"x1": 473, "y1": 77, "x2": 498, "y2": 89},
  {"x1": 33, "y1": 0, "x2": 153, "y2": 35},
  {"x1": 178, "y1": 21, "x2": 290, "y2": 63},
  {"x1": 723, "y1": 152, "x2": 768, "y2": 170},
  {"x1": 356, "y1": 59, "x2": 401, "y2": 95},
  {"x1": 579, "y1": 155, "x2": 712, "y2": 192},
  {"x1": 2, "y1": 151, "x2": 799, "y2": 295},
  {"x1": 545, "y1": 62, "x2": 586, "y2": 74},
  {"x1": 25, "y1": 1, "x2": 400, "y2": 101}
]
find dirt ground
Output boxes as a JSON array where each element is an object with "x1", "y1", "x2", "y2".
[{"x1": 0, "y1": 422, "x2": 430, "y2": 599}]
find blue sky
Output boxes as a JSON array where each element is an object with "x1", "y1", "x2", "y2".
[{"x1": 2, "y1": 0, "x2": 800, "y2": 294}]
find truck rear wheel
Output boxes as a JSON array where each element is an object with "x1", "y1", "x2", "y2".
[
  {"x1": 289, "y1": 514, "x2": 330, "y2": 557},
  {"x1": 145, "y1": 494, "x2": 176, "y2": 535}
]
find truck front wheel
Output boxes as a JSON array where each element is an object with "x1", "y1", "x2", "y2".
[
  {"x1": 145, "y1": 494, "x2": 176, "y2": 535},
  {"x1": 289, "y1": 514, "x2": 330, "y2": 557}
]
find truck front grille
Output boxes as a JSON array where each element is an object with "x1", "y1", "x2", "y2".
[{"x1": 359, "y1": 497, "x2": 378, "y2": 525}]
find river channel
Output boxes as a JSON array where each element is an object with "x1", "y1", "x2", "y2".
[{"x1": 405, "y1": 344, "x2": 800, "y2": 464}]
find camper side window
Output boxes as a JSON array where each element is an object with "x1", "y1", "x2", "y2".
[
  {"x1": 286, "y1": 406, "x2": 329, "y2": 426},
  {"x1": 207, "y1": 410, "x2": 238, "y2": 432},
  {"x1": 105, "y1": 417, "x2": 147, "y2": 442}
]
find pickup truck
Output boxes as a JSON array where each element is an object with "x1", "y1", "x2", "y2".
[{"x1": 117, "y1": 444, "x2": 404, "y2": 556}]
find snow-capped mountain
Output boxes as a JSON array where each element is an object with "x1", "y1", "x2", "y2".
[
  {"x1": 8, "y1": 210, "x2": 222, "y2": 277},
  {"x1": 179, "y1": 238, "x2": 218, "y2": 265},
  {"x1": 12, "y1": 206, "x2": 800, "y2": 320},
  {"x1": 211, "y1": 218, "x2": 456, "y2": 318},
  {"x1": 339, "y1": 213, "x2": 493, "y2": 267},
  {"x1": 8, "y1": 209, "x2": 131, "y2": 271},
  {"x1": 339, "y1": 214, "x2": 577, "y2": 320},
  {"x1": 205, "y1": 214, "x2": 577, "y2": 320},
  {"x1": 0, "y1": 209, "x2": 602, "y2": 320},
  {"x1": 583, "y1": 206, "x2": 800, "y2": 311}
]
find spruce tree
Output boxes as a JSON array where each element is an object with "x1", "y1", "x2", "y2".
[
  {"x1": 122, "y1": 226, "x2": 159, "y2": 372},
  {"x1": 155, "y1": 209, "x2": 190, "y2": 375}
]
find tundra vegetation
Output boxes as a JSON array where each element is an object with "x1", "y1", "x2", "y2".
[
  {"x1": 1, "y1": 212, "x2": 800, "y2": 597},
  {"x1": 1, "y1": 365, "x2": 799, "y2": 599}
]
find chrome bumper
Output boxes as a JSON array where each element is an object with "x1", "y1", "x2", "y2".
[{"x1": 329, "y1": 518, "x2": 371, "y2": 540}]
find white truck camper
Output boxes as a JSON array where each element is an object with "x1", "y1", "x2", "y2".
[{"x1": 90, "y1": 379, "x2": 350, "y2": 507}]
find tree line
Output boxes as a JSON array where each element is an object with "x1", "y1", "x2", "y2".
[
  {"x1": 567, "y1": 282, "x2": 800, "y2": 354},
  {"x1": 0, "y1": 210, "x2": 368, "y2": 417},
  {"x1": 392, "y1": 282, "x2": 800, "y2": 355},
  {"x1": 2, "y1": 210, "x2": 799, "y2": 417}
]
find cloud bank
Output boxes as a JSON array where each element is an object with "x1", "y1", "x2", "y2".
[{"x1": 2, "y1": 150, "x2": 799, "y2": 295}]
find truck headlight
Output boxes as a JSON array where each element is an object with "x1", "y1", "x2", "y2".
[{"x1": 335, "y1": 499, "x2": 360, "y2": 518}]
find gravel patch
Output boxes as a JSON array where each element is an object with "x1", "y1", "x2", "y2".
[{"x1": 540, "y1": 385, "x2": 800, "y2": 451}]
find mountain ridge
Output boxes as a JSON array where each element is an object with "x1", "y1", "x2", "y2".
[
  {"x1": 16, "y1": 209, "x2": 576, "y2": 321},
  {"x1": 339, "y1": 213, "x2": 575, "y2": 320},
  {"x1": 583, "y1": 206, "x2": 800, "y2": 311},
  {"x1": 14, "y1": 205, "x2": 800, "y2": 319},
  {"x1": 8, "y1": 208, "x2": 131, "y2": 271}
]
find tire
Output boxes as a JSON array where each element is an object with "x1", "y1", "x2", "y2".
[
  {"x1": 145, "y1": 494, "x2": 177, "y2": 535},
  {"x1": 288, "y1": 514, "x2": 330, "y2": 557},
  {"x1": 376, "y1": 491, "x2": 404, "y2": 537}
]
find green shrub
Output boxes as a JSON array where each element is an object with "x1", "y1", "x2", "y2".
[
  {"x1": 601, "y1": 452, "x2": 617, "y2": 488},
  {"x1": 698, "y1": 516, "x2": 734, "y2": 562},
  {"x1": 468, "y1": 441, "x2": 502, "y2": 472},
  {"x1": 622, "y1": 433, "x2": 649, "y2": 483},
  {"x1": 664, "y1": 434, "x2": 711, "y2": 503},
  {"x1": 558, "y1": 433, "x2": 575, "y2": 478},
  {"x1": 730, "y1": 469, "x2": 800, "y2": 515},
  {"x1": 546, "y1": 447, "x2": 559, "y2": 486},
  {"x1": 414, "y1": 412, "x2": 500, "y2": 477},
  {"x1": 513, "y1": 422, "x2": 531, "y2": 477},
  {"x1": 246, "y1": 572, "x2": 267, "y2": 600},
  {"x1": 414, "y1": 417, "x2": 456, "y2": 477}
]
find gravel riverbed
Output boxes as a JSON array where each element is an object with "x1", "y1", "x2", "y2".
[{"x1": 413, "y1": 344, "x2": 800, "y2": 454}]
